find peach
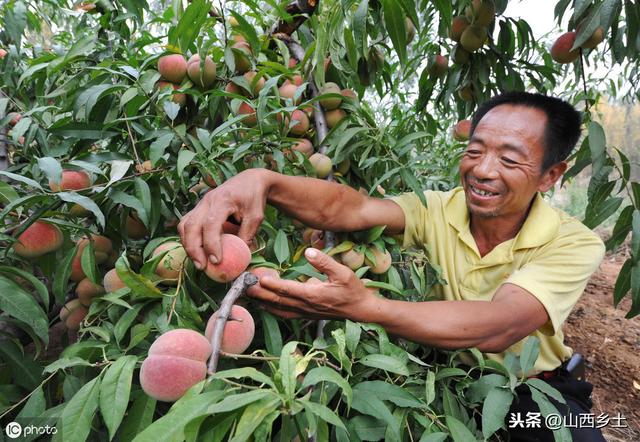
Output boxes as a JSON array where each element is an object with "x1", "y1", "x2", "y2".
[
  {"x1": 156, "y1": 81, "x2": 186, "y2": 106},
  {"x1": 0, "y1": 48, "x2": 6, "y2": 59},
  {"x1": 341, "y1": 248, "x2": 365, "y2": 270},
  {"x1": 551, "y1": 32, "x2": 579, "y2": 63},
  {"x1": 204, "y1": 234, "x2": 251, "y2": 283},
  {"x1": 236, "y1": 102, "x2": 257, "y2": 126},
  {"x1": 158, "y1": 54, "x2": 187, "y2": 83},
  {"x1": 319, "y1": 82, "x2": 342, "y2": 110},
  {"x1": 406, "y1": 18, "x2": 416, "y2": 42},
  {"x1": 49, "y1": 170, "x2": 90, "y2": 192},
  {"x1": 289, "y1": 110, "x2": 309, "y2": 136},
  {"x1": 340, "y1": 88, "x2": 357, "y2": 101},
  {"x1": 581, "y1": 26, "x2": 605, "y2": 49},
  {"x1": 449, "y1": 16, "x2": 470, "y2": 42},
  {"x1": 224, "y1": 81, "x2": 242, "y2": 96},
  {"x1": 13, "y1": 221, "x2": 64, "y2": 258},
  {"x1": 103, "y1": 268, "x2": 127, "y2": 293},
  {"x1": 309, "y1": 153, "x2": 332, "y2": 178},
  {"x1": 279, "y1": 83, "x2": 301, "y2": 104},
  {"x1": 242, "y1": 71, "x2": 265, "y2": 97},
  {"x1": 205, "y1": 305, "x2": 255, "y2": 354},
  {"x1": 466, "y1": 0, "x2": 495, "y2": 27},
  {"x1": 336, "y1": 158, "x2": 350, "y2": 175},
  {"x1": 69, "y1": 204, "x2": 90, "y2": 218},
  {"x1": 365, "y1": 247, "x2": 392, "y2": 274},
  {"x1": 453, "y1": 119, "x2": 472, "y2": 141},
  {"x1": 324, "y1": 109, "x2": 346, "y2": 129},
  {"x1": 452, "y1": 45, "x2": 470, "y2": 64},
  {"x1": 71, "y1": 256, "x2": 86, "y2": 282},
  {"x1": 8, "y1": 112, "x2": 21, "y2": 126},
  {"x1": 139, "y1": 329, "x2": 212, "y2": 402},
  {"x1": 460, "y1": 25, "x2": 487, "y2": 53},
  {"x1": 458, "y1": 85, "x2": 474, "y2": 102},
  {"x1": 187, "y1": 54, "x2": 217, "y2": 88},
  {"x1": 287, "y1": 57, "x2": 298, "y2": 68},
  {"x1": 76, "y1": 278, "x2": 105, "y2": 306},
  {"x1": 284, "y1": 74, "x2": 304, "y2": 86},
  {"x1": 152, "y1": 241, "x2": 187, "y2": 285},
  {"x1": 291, "y1": 138, "x2": 314, "y2": 157},
  {"x1": 246, "y1": 267, "x2": 280, "y2": 296},
  {"x1": 427, "y1": 54, "x2": 448, "y2": 79},
  {"x1": 77, "y1": 234, "x2": 113, "y2": 264},
  {"x1": 302, "y1": 228, "x2": 325, "y2": 249},
  {"x1": 59, "y1": 299, "x2": 88, "y2": 330},
  {"x1": 231, "y1": 42, "x2": 252, "y2": 73},
  {"x1": 126, "y1": 214, "x2": 148, "y2": 239},
  {"x1": 136, "y1": 160, "x2": 153, "y2": 173}
]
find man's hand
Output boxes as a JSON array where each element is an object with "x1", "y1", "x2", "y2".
[
  {"x1": 178, "y1": 169, "x2": 269, "y2": 269},
  {"x1": 248, "y1": 248, "x2": 381, "y2": 322}
]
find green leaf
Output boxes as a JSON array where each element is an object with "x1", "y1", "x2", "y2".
[
  {"x1": 212, "y1": 367, "x2": 277, "y2": 389},
  {"x1": 0, "y1": 180, "x2": 20, "y2": 204},
  {"x1": 149, "y1": 133, "x2": 174, "y2": 166},
  {"x1": 115, "y1": 255, "x2": 163, "y2": 299},
  {"x1": 0, "y1": 340, "x2": 43, "y2": 389},
  {"x1": 56, "y1": 192, "x2": 106, "y2": 228},
  {"x1": 481, "y1": 387, "x2": 514, "y2": 439},
  {"x1": 53, "y1": 244, "x2": 79, "y2": 304},
  {"x1": 0, "y1": 276, "x2": 49, "y2": 345},
  {"x1": 44, "y1": 357, "x2": 93, "y2": 373},
  {"x1": 424, "y1": 370, "x2": 436, "y2": 406},
  {"x1": 0, "y1": 266, "x2": 50, "y2": 309},
  {"x1": 613, "y1": 258, "x2": 632, "y2": 306},
  {"x1": 37, "y1": 157, "x2": 62, "y2": 185},
  {"x1": 169, "y1": 0, "x2": 211, "y2": 53},
  {"x1": 118, "y1": 394, "x2": 156, "y2": 442},
  {"x1": 81, "y1": 240, "x2": 99, "y2": 284},
  {"x1": 301, "y1": 367, "x2": 353, "y2": 407},
  {"x1": 100, "y1": 355, "x2": 138, "y2": 440},
  {"x1": 519, "y1": 336, "x2": 540, "y2": 376},
  {"x1": 206, "y1": 390, "x2": 275, "y2": 414},
  {"x1": 177, "y1": 149, "x2": 196, "y2": 177},
  {"x1": 445, "y1": 415, "x2": 476, "y2": 442},
  {"x1": 279, "y1": 341, "x2": 299, "y2": 400},
  {"x1": 606, "y1": 205, "x2": 634, "y2": 251},
  {"x1": 529, "y1": 386, "x2": 572, "y2": 442},
  {"x1": 114, "y1": 304, "x2": 144, "y2": 345},
  {"x1": 359, "y1": 354, "x2": 409, "y2": 376},
  {"x1": 18, "y1": 385, "x2": 46, "y2": 418},
  {"x1": 400, "y1": 168, "x2": 427, "y2": 207},
  {"x1": 588, "y1": 121, "x2": 606, "y2": 175},
  {"x1": 58, "y1": 376, "x2": 102, "y2": 442},
  {"x1": 260, "y1": 311, "x2": 283, "y2": 355},
  {"x1": 230, "y1": 397, "x2": 280, "y2": 442},
  {"x1": 526, "y1": 378, "x2": 566, "y2": 404},
  {"x1": 0, "y1": 170, "x2": 44, "y2": 190},
  {"x1": 466, "y1": 374, "x2": 508, "y2": 404},
  {"x1": 299, "y1": 399, "x2": 347, "y2": 431},
  {"x1": 381, "y1": 0, "x2": 407, "y2": 65},
  {"x1": 353, "y1": 380, "x2": 421, "y2": 408},
  {"x1": 273, "y1": 229, "x2": 290, "y2": 264}
]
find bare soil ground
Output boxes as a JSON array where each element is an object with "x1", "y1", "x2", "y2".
[{"x1": 563, "y1": 243, "x2": 640, "y2": 441}]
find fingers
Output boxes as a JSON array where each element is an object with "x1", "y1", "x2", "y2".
[
  {"x1": 245, "y1": 280, "x2": 307, "y2": 311},
  {"x1": 304, "y1": 248, "x2": 353, "y2": 282},
  {"x1": 259, "y1": 276, "x2": 312, "y2": 301},
  {"x1": 260, "y1": 304, "x2": 306, "y2": 319},
  {"x1": 237, "y1": 211, "x2": 264, "y2": 247},
  {"x1": 178, "y1": 213, "x2": 207, "y2": 270},
  {"x1": 201, "y1": 208, "x2": 234, "y2": 264}
]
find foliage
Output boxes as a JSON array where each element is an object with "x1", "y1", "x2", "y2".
[{"x1": 0, "y1": 0, "x2": 639, "y2": 440}]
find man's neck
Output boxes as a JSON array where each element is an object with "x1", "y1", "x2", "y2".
[{"x1": 469, "y1": 207, "x2": 532, "y2": 257}]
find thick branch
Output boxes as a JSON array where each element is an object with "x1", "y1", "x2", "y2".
[
  {"x1": 207, "y1": 272, "x2": 259, "y2": 374},
  {"x1": 270, "y1": 0, "x2": 319, "y2": 36}
]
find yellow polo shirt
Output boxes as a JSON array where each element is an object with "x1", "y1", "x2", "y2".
[{"x1": 392, "y1": 187, "x2": 605, "y2": 374}]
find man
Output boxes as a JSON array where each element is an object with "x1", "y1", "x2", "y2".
[{"x1": 179, "y1": 92, "x2": 605, "y2": 441}]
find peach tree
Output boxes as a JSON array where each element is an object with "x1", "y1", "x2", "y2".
[{"x1": 0, "y1": 0, "x2": 638, "y2": 440}]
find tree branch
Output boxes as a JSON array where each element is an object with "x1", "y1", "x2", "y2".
[{"x1": 270, "y1": 0, "x2": 319, "y2": 36}]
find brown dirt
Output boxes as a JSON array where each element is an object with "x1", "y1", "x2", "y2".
[{"x1": 563, "y1": 242, "x2": 640, "y2": 441}]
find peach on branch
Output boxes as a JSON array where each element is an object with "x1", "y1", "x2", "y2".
[
  {"x1": 336, "y1": 158, "x2": 350, "y2": 175},
  {"x1": 70, "y1": 256, "x2": 86, "y2": 282},
  {"x1": 341, "y1": 248, "x2": 365, "y2": 270},
  {"x1": 224, "y1": 81, "x2": 242, "y2": 96},
  {"x1": 205, "y1": 305, "x2": 255, "y2": 354},
  {"x1": 319, "y1": 82, "x2": 342, "y2": 110},
  {"x1": 278, "y1": 83, "x2": 302, "y2": 104},
  {"x1": 551, "y1": 32, "x2": 579, "y2": 63},
  {"x1": 309, "y1": 153, "x2": 332, "y2": 178},
  {"x1": 13, "y1": 221, "x2": 64, "y2": 258},
  {"x1": 453, "y1": 119, "x2": 472, "y2": 141},
  {"x1": 460, "y1": 25, "x2": 487, "y2": 52},
  {"x1": 7, "y1": 112, "x2": 21, "y2": 126},
  {"x1": 187, "y1": 54, "x2": 217, "y2": 89},
  {"x1": 427, "y1": 54, "x2": 448, "y2": 79},
  {"x1": 449, "y1": 16, "x2": 470, "y2": 42},
  {"x1": 77, "y1": 234, "x2": 113, "y2": 264},
  {"x1": 457, "y1": 85, "x2": 474, "y2": 102},
  {"x1": 0, "y1": 48, "x2": 6, "y2": 59},
  {"x1": 365, "y1": 247, "x2": 392, "y2": 274},
  {"x1": 291, "y1": 138, "x2": 314, "y2": 157},
  {"x1": 581, "y1": 27, "x2": 605, "y2": 49},
  {"x1": 136, "y1": 160, "x2": 153, "y2": 173},
  {"x1": 76, "y1": 278, "x2": 105, "y2": 306},
  {"x1": 59, "y1": 299, "x2": 88, "y2": 330},
  {"x1": 158, "y1": 54, "x2": 187, "y2": 83},
  {"x1": 452, "y1": 45, "x2": 470, "y2": 64},
  {"x1": 289, "y1": 110, "x2": 309, "y2": 136},
  {"x1": 49, "y1": 170, "x2": 91, "y2": 192},
  {"x1": 340, "y1": 88, "x2": 357, "y2": 102},
  {"x1": 324, "y1": 109, "x2": 346, "y2": 129},
  {"x1": 140, "y1": 329, "x2": 212, "y2": 402},
  {"x1": 242, "y1": 71, "x2": 265, "y2": 97},
  {"x1": 204, "y1": 234, "x2": 252, "y2": 283},
  {"x1": 156, "y1": 81, "x2": 186, "y2": 106},
  {"x1": 466, "y1": 0, "x2": 496, "y2": 27},
  {"x1": 126, "y1": 214, "x2": 148, "y2": 239},
  {"x1": 302, "y1": 228, "x2": 325, "y2": 249},
  {"x1": 284, "y1": 74, "x2": 304, "y2": 87},
  {"x1": 103, "y1": 268, "x2": 127, "y2": 293},
  {"x1": 231, "y1": 42, "x2": 252, "y2": 73},
  {"x1": 152, "y1": 241, "x2": 187, "y2": 285},
  {"x1": 236, "y1": 101, "x2": 257, "y2": 126}
]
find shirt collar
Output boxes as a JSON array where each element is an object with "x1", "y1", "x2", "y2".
[{"x1": 445, "y1": 187, "x2": 560, "y2": 252}]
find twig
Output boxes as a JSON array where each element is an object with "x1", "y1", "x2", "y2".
[
  {"x1": 269, "y1": 0, "x2": 318, "y2": 36},
  {"x1": 578, "y1": 48, "x2": 590, "y2": 113},
  {"x1": 207, "y1": 272, "x2": 259, "y2": 374}
]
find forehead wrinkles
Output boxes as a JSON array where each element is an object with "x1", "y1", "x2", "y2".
[{"x1": 474, "y1": 106, "x2": 547, "y2": 156}]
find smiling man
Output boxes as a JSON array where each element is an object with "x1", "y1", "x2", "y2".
[{"x1": 179, "y1": 92, "x2": 605, "y2": 441}]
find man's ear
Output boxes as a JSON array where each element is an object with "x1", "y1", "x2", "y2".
[{"x1": 538, "y1": 161, "x2": 568, "y2": 193}]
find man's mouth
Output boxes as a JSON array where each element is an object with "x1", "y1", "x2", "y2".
[{"x1": 468, "y1": 183, "x2": 500, "y2": 197}]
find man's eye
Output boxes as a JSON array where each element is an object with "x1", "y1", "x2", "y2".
[
  {"x1": 502, "y1": 157, "x2": 517, "y2": 164},
  {"x1": 466, "y1": 149, "x2": 480, "y2": 155}
]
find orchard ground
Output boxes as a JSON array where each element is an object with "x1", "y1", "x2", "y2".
[{"x1": 564, "y1": 233, "x2": 640, "y2": 441}]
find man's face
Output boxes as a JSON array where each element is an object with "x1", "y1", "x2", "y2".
[{"x1": 459, "y1": 104, "x2": 558, "y2": 219}]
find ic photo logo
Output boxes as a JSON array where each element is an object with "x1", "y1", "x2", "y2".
[{"x1": 5, "y1": 421, "x2": 22, "y2": 439}]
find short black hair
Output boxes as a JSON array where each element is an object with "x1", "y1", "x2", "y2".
[{"x1": 470, "y1": 92, "x2": 582, "y2": 171}]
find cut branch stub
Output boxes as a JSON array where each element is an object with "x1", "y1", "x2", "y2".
[
  {"x1": 207, "y1": 272, "x2": 258, "y2": 374},
  {"x1": 270, "y1": 0, "x2": 319, "y2": 36}
]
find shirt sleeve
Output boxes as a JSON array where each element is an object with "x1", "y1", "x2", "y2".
[
  {"x1": 505, "y1": 225, "x2": 605, "y2": 336},
  {"x1": 389, "y1": 191, "x2": 431, "y2": 249}
]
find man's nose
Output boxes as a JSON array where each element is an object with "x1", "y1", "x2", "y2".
[{"x1": 473, "y1": 154, "x2": 500, "y2": 180}]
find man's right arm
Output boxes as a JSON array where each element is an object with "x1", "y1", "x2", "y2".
[{"x1": 178, "y1": 168, "x2": 405, "y2": 268}]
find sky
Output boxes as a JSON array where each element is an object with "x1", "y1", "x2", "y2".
[{"x1": 503, "y1": 0, "x2": 562, "y2": 39}]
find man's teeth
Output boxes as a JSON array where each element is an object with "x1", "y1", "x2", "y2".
[{"x1": 471, "y1": 186, "x2": 497, "y2": 196}]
